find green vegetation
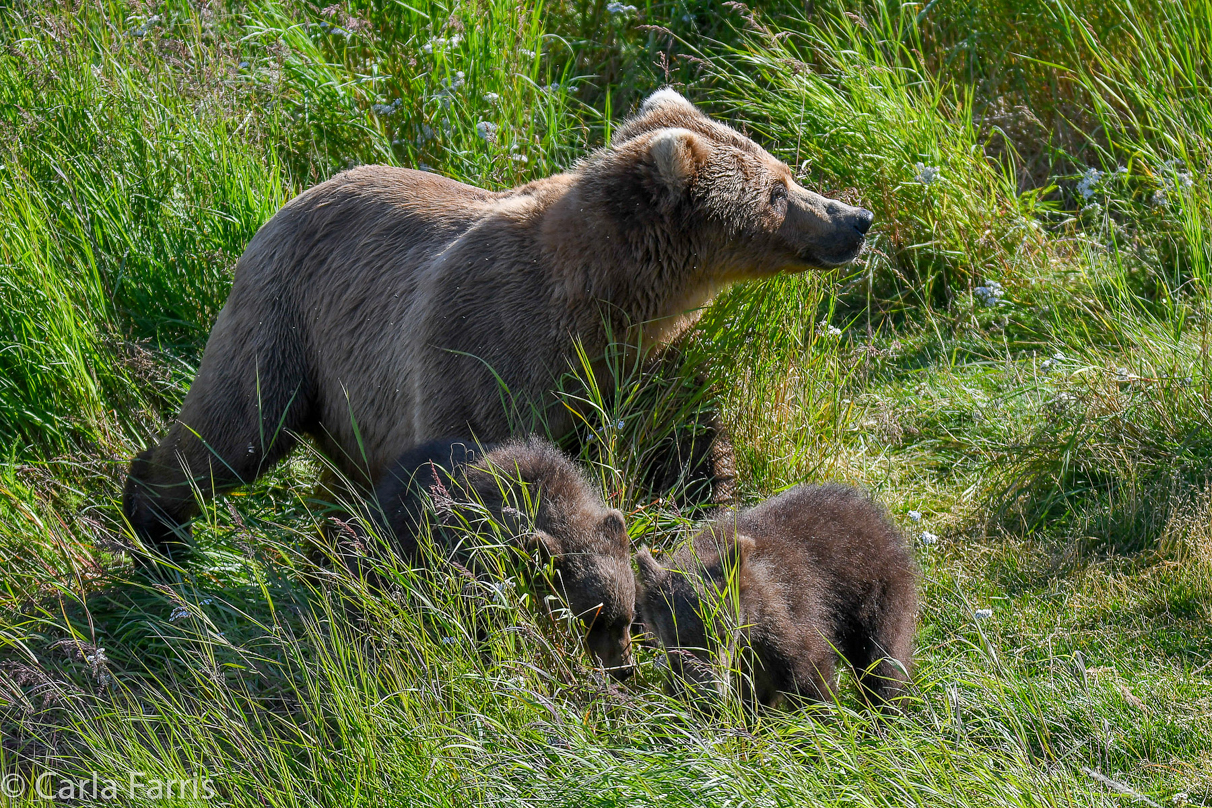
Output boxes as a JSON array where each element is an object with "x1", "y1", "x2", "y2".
[{"x1": 2, "y1": 0, "x2": 1210, "y2": 804}]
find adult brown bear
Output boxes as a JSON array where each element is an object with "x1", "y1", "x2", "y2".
[{"x1": 124, "y1": 89, "x2": 873, "y2": 561}]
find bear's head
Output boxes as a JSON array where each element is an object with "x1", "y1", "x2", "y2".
[
  {"x1": 473, "y1": 439, "x2": 636, "y2": 680},
  {"x1": 634, "y1": 526, "x2": 756, "y2": 701},
  {"x1": 600, "y1": 89, "x2": 873, "y2": 279},
  {"x1": 529, "y1": 506, "x2": 635, "y2": 680}
]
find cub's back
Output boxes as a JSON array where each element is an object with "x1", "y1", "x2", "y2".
[{"x1": 735, "y1": 484, "x2": 912, "y2": 598}]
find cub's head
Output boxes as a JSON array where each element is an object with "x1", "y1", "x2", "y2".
[
  {"x1": 634, "y1": 527, "x2": 756, "y2": 701},
  {"x1": 478, "y1": 438, "x2": 636, "y2": 680},
  {"x1": 605, "y1": 88, "x2": 872, "y2": 277},
  {"x1": 529, "y1": 506, "x2": 636, "y2": 681}
]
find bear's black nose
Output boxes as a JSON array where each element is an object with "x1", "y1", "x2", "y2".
[{"x1": 853, "y1": 208, "x2": 875, "y2": 235}]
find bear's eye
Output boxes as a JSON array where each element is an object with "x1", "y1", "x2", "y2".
[{"x1": 770, "y1": 184, "x2": 788, "y2": 206}]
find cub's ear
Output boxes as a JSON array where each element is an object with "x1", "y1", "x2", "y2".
[
  {"x1": 634, "y1": 547, "x2": 668, "y2": 591},
  {"x1": 647, "y1": 128, "x2": 707, "y2": 194},
  {"x1": 524, "y1": 530, "x2": 561, "y2": 560},
  {"x1": 601, "y1": 509, "x2": 629, "y2": 549}
]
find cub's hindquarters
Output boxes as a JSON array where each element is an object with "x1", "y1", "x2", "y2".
[{"x1": 737, "y1": 483, "x2": 917, "y2": 706}]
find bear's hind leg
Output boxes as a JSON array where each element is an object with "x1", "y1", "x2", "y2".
[
  {"x1": 847, "y1": 590, "x2": 917, "y2": 710},
  {"x1": 123, "y1": 354, "x2": 312, "y2": 568}
]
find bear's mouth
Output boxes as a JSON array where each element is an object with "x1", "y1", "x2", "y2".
[{"x1": 798, "y1": 235, "x2": 867, "y2": 269}]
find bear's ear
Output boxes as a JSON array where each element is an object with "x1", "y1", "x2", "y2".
[
  {"x1": 601, "y1": 509, "x2": 629, "y2": 549},
  {"x1": 640, "y1": 88, "x2": 697, "y2": 115},
  {"x1": 647, "y1": 128, "x2": 706, "y2": 194},
  {"x1": 634, "y1": 547, "x2": 668, "y2": 591}
]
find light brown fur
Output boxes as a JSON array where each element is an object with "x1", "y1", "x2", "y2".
[{"x1": 123, "y1": 90, "x2": 873, "y2": 561}]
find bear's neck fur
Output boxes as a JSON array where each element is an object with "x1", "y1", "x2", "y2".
[{"x1": 536, "y1": 166, "x2": 733, "y2": 352}]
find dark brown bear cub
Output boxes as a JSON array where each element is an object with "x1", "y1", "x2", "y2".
[
  {"x1": 635, "y1": 483, "x2": 917, "y2": 709},
  {"x1": 374, "y1": 436, "x2": 635, "y2": 680}
]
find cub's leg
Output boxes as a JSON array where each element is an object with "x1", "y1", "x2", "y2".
[{"x1": 847, "y1": 580, "x2": 917, "y2": 709}]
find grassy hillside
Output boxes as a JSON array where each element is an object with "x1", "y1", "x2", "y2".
[{"x1": 1, "y1": 0, "x2": 1210, "y2": 805}]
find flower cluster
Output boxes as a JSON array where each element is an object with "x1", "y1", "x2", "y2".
[
  {"x1": 607, "y1": 2, "x2": 638, "y2": 13},
  {"x1": 317, "y1": 19, "x2": 353, "y2": 37},
  {"x1": 818, "y1": 319, "x2": 843, "y2": 338},
  {"x1": 476, "y1": 120, "x2": 498, "y2": 142},
  {"x1": 1041, "y1": 351, "x2": 1066, "y2": 372},
  {"x1": 433, "y1": 72, "x2": 466, "y2": 109},
  {"x1": 126, "y1": 15, "x2": 159, "y2": 37},
  {"x1": 1154, "y1": 159, "x2": 1195, "y2": 207},
  {"x1": 915, "y1": 162, "x2": 941, "y2": 186},
  {"x1": 423, "y1": 34, "x2": 463, "y2": 54},
  {"x1": 1076, "y1": 167, "x2": 1102, "y2": 201},
  {"x1": 372, "y1": 98, "x2": 403, "y2": 117},
  {"x1": 974, "y1": 280, "x2": 1004, "y2": 307}
]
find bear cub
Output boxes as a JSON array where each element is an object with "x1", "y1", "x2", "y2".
[
  {"x1": 635, "y1": 483, "x2": 917, "y2": 709},
  {"x1": 374, "y1": 436, "x2": 635, "y2": 679}
]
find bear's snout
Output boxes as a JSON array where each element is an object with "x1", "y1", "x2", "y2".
[{"x1": 779, "y1": 189, "x2": 873, "y2": 270}]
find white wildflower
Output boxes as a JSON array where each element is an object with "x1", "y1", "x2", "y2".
[
  {"x1": 483, "y1": 92, "x2": 500, "y2": 103},
  {"x1": 974, "y1": 608, "x2": 992, "y2": 620},
  {"x1": 127, "y1": 14, "x2": 159, "y2": 37},
  {"x1": 974, "y1": 280, "x2": 1004, "y2": 307},
  {"x1": 919, "y1": 530, "x2": 937, "y2": 546},
  {"x1": 818, "y1": 319, "x2": 842, "y2": 337},
  {"x1": 170, "y1": 605, "x2": 190, "y2": 622},
  {"x1": 372, "y1": 98, "x2": 402, "y2": 116},
  {"x1": 607, "y1": 1, "x2": 638, "y2": 13},
  {"x1": 1076, "y1": 167, "x2": 1102, "y2": 201},
  {"x1": 423, "y1": 34, "x2": 461, "y2": 54},
  {"x1": 915, "y1": 162, "x2": 940, "y2": 185},
  {"x1": 519, "y1": 48, "x2": 536, "y2": 58},
  {"x1": 908, "y1": 510, "x2": 922, "y2": 522}
]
